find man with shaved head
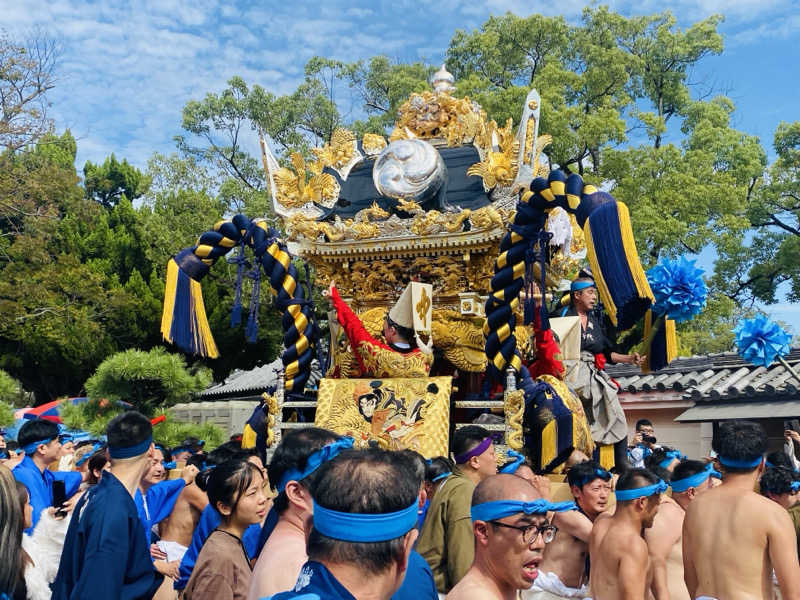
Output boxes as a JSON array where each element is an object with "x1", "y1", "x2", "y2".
[{"x1": 447, "y1": 474, "x2": 576, "y2": 600}]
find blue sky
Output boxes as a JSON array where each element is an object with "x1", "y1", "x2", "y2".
[{"x1": 4, "y1": 0, "x2": 800, "y2": 332}]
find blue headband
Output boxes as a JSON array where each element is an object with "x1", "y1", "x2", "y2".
[
  {"x1": 22, "y1": 436, "x2": 58, "y2": 455},
  {"x1": 75, "y1": 442, "x2": 104, "y2": 467},
  {"x1": 670, "y1": 464, "x2": 718, "y2": 493},
  {"x1": 718, "y1": 455, "x2": 762, "y2": 469},
  {"x1": 615, "y1": 480, "x2": 668, "y2": 501},
  {"x1": 500, "y1": 450, "x2": 526, "y2": 474},
  {"x1": 278, "y1": 437, "x2": 354, "y2": 492},
  {"x1": 108, "y1": 436, "x2": 152, "y2": 459},
  {"x1": 313, "y1": 499, "x2": 419, "y2": 542},
  {"x1": 432, "y1": 472, "x2": 451, "y2": 482},
  {"x1": 658, "y1": 451, "x2": 685, "y2": 469},
  {"x1": 570, "y1": 280, "x2": 595, "y2": 293},
  {"x1": 471, "y1": 499, "x2": 577, "y2": 522}
]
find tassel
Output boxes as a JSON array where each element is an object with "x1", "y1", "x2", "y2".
[
  {"x1": 230, "y1": 241, "x2": 248, "y2": 327},
  {"x1": 160, "y1": 253, "x2": 219, "y2": 358},
  {"x1": 246, "y1": 264, "x2": 262, "y2": 343},
  {"x1": 642, "y1": 310, "x2": 678, "y2": 372},
  {"x1": 596, "y1": 444, "x2": 615, "y2": 470},
  {"x1": 160, "y1": 258, "x2": 179, "y2": 343},
  {"x1": 583, "y1": 200, "x2": 653, "y2": 330}
]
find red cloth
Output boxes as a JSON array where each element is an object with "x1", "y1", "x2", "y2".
[
  {"x1": 329, "y1": 286, "x2": 431, "y2": 378},
  {"x1": 594, "y1": 353, "x2": 606, "y2": 370},
  {"x1": 527, "y1": 309, "x2": 565, "y2": 379}
]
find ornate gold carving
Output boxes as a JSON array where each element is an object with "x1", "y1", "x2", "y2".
[
  {"x1": 392, "y1": 91, "x2": 486, "y2": 147},
  {"x1": 362, "y1": 133, "x2": 387, "y2": 156},
  {"x1": 532, "y1": 134, "x2": 552, "y2": 178},
  {"x1": 354, "y1": 202, "x2": 390, "y2": 223},
  {"x1": 396, "y1": 198, "x2": 424, "y2": 215},
  {"x1": 312, "y1": 128, "x2": 357, "y2": 170},
  {"x1": 273, "y1": 153, "x2": 340, "y2": 209},
  {"x1": 467, "y1": 119, "x2": 520, "y2": 189},
  {"x1": 469, "y1": 205, "x2": 506, "y2": 230},
  {"x1": 504, "y1": 389, "x2": 525, "y2": 451},
  {"x1": 262, "y1": 392, "x2": 279, "y2": 448}
]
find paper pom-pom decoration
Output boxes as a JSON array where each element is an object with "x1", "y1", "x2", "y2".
[
  {"x1": 734, "y1": 314, "x2": 791, "y2": 368},
  {"x1": 646, "y1": 257, "x2": 707, "y2": 323}
]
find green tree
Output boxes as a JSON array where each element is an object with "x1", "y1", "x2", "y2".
[
  {"x1": 0, "y1": 401, "x2": 13, "y2": 427},
  {"x1": 83, "y1": 154, "x2": 149, "y2": 209},
  {"x1": 713, "y1": 121, "x2": 800, "y2": 305},
  {"x1": 0, "y1": 368, "x2": 20, "y2": 404},
  {"x1": 85, "y1": 347, "x2": 211, "y2": 416}
]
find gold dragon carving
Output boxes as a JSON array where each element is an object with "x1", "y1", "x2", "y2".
[
  {"x1": 273, "y1": 153, "x2": 340, "y2": 209},
  {"x1": 467, "y1": 119, "x2": 520, "y2": 189},
  {"x1": 503, "y1": 389, "x2": 525, "y2": 451},
  {"x1": 362, "y1": 133, "x2": 387, "y2": 156},
  {"x1": 312, "y1": 128, "x2": 358, "y2": 170}
]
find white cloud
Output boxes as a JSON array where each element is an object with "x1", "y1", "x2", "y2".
[{"x1": 0, "y1": 0, "x2": 795, "y2": 171}]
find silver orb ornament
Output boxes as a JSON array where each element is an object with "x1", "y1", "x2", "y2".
[{"x1": 372, "y1": 139, "x2": 446, "y2": 202}]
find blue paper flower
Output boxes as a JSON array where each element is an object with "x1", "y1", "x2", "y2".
[
  {"x1": 734, "y1": 315, "x2": 791, "y2": 368},
  {"x1": 646, "y1": 257, "x2": 707, "y2": 323}
]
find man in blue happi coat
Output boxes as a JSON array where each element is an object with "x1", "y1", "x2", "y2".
[
  {"x1": 52, "y1": 411, "x2": 163, "y2": 600},
  {"x1": 13, "y1": 419, "x2": 83, "y2": 533},
  {"x1": 266, "y1": 447, "x2": 425, "y2": 600}
]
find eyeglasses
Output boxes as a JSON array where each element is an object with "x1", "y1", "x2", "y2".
[{"x1": 490, "y1": 521, "x2": 558, "y2": 544}]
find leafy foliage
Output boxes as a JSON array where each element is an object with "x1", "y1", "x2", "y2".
[
  {"x1": 0, "y1": 401, "x2": 14, "y2": 427},
  {"x1": 0, "y1": 369, "x2": 21, "y2": 405},
  {"x1": 83, "y1": 154, "x2": 149, "y2": 209},
  {"x1": 61, "y1": 399, "x2": 225, "y2": 449},
  {"x1": 85, "y1": 348, "x2": 211, "y2": 416}
]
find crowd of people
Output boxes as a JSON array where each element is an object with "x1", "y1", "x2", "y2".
[{"x1": 2, "y1": 412, "x2": 800, "y2": 600}]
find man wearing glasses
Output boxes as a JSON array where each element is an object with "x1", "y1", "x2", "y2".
[{"x1": 446, "y1": 473, "x2": 575, "y2": 600}]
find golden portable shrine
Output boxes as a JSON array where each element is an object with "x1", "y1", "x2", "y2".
[{"x1": 160, "y1": 65, "x2": 685, "y2": 472}]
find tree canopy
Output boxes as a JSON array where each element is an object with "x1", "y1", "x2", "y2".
[{"x1": 0, "y1": 12, "x2": 798, "y2": 402}]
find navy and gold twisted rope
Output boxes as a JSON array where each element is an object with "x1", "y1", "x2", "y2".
[
  {"x1": 484, "y1": 169, "x2": 654, "y2": 471},
  {"x1": 161, "y1": 216, "x2": 318, "y2": 394}
]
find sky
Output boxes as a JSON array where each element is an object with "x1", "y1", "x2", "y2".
[{"x1": 4, "y1": 0, "x2": 800, "y2": 332}]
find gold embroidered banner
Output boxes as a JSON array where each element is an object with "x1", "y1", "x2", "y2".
[{"x1": 315, "y1": 376, "x2": 452, "y2": 458}]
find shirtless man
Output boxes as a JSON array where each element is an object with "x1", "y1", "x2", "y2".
[
  {"x1": 248, "y1": 427, "x2": 345, "y2": 600},
  {"x1": 448, "y1": 473, "x2": 576, "y2": 600},
  {"x1": 525, "y1": 460, "x2": 611, "y2": 599},
  {"x1": 157, "y1": 454, "x2": 209, "y2": 563},
  {"x1": 589, "y1": 468, "x2": 663, "y2": 600},
  {"x1": 683, "y1": 420, "x2": 800, "y2": 600},
  {"x1": 646, "y1": 459, "x2": 714, "y2": 600}
]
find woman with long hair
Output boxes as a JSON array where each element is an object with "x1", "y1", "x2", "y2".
[
  {"x1": 0, "y1": 465, "x2": 27, "y2": 599},
  {"x1": 184, "y1": 459, "x2": 268, "y2": 600}
]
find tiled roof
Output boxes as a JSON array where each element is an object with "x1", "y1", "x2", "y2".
[
  {"x1": 606, "y1": 349, "x2": 800, "y2": 402},
  {"x1": 199, "y1": 359, "x2": 322, "y2": 399}
]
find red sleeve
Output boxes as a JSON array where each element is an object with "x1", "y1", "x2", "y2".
[
  {"x1": 329, "y1": 286, "x2": 432, "y2": 378},
  {"x1": 528, "y1": 309, "x2": 565, "y2": 379},
  {"x1": 330, "y1": 285, "x2": 393, "y2": 354}
]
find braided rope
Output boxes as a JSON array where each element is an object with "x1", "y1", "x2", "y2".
[{"x1": 161, "y1": 215, "x2": 317, "y2": 394}]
